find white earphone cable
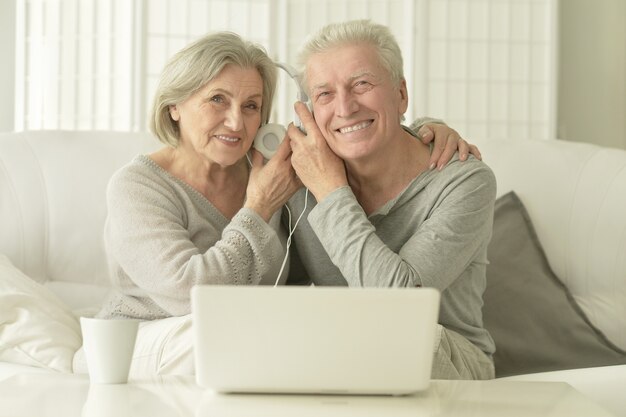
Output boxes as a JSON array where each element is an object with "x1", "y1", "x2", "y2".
[{"x1": 274, "y1": 188, "x2": 308, "y2": 286}]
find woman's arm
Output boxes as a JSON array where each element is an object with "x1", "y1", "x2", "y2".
[
  {"x1": 410, "y1": 117, "x2": 482, "y2": 170},
  {"x1": 104, "y1": 164, "x2": 286, "y2": 316}
]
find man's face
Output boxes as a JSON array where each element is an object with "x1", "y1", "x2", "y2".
[{"x1": 305, "y1": 43, "x2": 408, "y2": 162}]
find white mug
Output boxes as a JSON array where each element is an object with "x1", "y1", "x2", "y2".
[{"x1": 80, "y1": 317, "x2": 139, "y2": 384}]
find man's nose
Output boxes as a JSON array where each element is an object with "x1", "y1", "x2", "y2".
[{"x1": 336, "y1": 91, "x2": 359, "y2": 117}]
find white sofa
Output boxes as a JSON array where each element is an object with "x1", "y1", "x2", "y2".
[{"x1": 0, "y1": 130, "x2": 625, "y2": 415}]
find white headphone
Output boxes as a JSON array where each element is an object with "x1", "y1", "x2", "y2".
[{"x1": 253, "y1": 62, "x2": 310, "y2": 159}]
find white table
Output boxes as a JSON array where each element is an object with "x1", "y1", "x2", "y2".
[{"x1": 0, "y1": 373, "x2": 616, "y2": 417}]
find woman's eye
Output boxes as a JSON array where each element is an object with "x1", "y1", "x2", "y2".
[
  {"x1": 210, "y1": 95, "x2": 225, "y2": 104},
  {"x1": 245, "y1": 102, "x2": 260, "y2": 111}
]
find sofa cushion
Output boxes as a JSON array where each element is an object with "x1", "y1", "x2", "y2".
[
  {"x1": 0, "y1": 254, "x2": 81, "y2": 373},
  {"x1": 483, "y1": 192, "x2": 626, "y2": 377}
]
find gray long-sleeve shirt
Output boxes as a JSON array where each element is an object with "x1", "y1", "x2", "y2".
[
  {"x1": 286, "y1": 130, "x2": 497, "y2": 356},
  {"x1": 98, "y1": 155, "x2": 287, "y2": 320}
]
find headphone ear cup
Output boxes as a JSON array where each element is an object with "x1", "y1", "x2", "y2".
[{"x1": 253, "y1": 123, "x2": 287, "y2": 159}]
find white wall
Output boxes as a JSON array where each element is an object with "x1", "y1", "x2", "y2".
[
  {"x1": 0, "y1": 1, "x2": 16, "y2": 132},
  {"x1": 558, "y1": 0, "x2": 626, "y2": 149}
]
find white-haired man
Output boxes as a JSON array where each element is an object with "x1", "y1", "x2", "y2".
[{"x1": 286, "y1": 19, "x2": 496, "y2": 380}]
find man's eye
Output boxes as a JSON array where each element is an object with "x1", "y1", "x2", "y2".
[
  {"x1": 353, "y1": 81, "x2": 374, "y2": 94},
  {"x1": 316, "y1": 91, "x2": 330, "y2": 101}
]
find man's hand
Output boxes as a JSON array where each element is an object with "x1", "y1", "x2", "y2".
[{"x1": 288, "y1": 102, "x2": 348, "y2": 202}]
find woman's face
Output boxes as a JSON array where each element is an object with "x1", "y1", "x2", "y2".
[{"x1": 169, "y1": 65, "x2": 264, "y2": 167}]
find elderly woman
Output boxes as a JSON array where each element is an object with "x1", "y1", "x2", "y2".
[
  {"x1": 73, "y1": 31, "x2": 474, "y2": 378},
  {"x1": 100, "y1": 33, "x2": 300, "y2": 320},
  {"x1": 72, "y1": 32, "x2": 302, "y2": 377}
]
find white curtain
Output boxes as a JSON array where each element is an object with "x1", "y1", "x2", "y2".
[{"x1": 16, "y1": 0, "x2": 557, "y2": 140}]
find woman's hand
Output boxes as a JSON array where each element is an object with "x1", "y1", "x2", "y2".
[
  {"x1": 418, "y1": 124, "x2": 482, "y2": 170},
  {"x1": 244, "y1": 138, "x2": 302, "y2": 222}
]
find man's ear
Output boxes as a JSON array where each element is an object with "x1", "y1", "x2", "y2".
[{"x1": 169, "y1": 104, "x2": 180, "y2": 121}]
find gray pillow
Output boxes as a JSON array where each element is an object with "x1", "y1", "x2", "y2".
[{"x1": 483, "y1": 191, "x2": 626, "y2": 377}]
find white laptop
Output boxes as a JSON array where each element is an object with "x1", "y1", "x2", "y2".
[{"x1": 191, "y1": 285, "x2": 440, "y2": 396}]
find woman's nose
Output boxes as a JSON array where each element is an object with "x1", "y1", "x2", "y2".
[{"x1": 224, "y1": 106, "x2": 243, "y2": 131}]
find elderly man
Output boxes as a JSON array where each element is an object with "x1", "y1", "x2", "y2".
[{"x1": 286, "y1": 19, "x2": 496, "y2": 380}]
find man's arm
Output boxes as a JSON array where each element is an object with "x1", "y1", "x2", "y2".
[{"x1": 305, "y1": 163, "x2": 496, "y2": 290}]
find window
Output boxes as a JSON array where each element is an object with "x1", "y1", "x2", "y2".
[{"x1": 14, "y1": 0, "x2": 557, "y2": 140}]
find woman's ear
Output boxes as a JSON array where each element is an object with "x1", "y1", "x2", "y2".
[
  {"x1": 398, "y1": 79, "x2": 409, "y2": 115},
  {"x1": 169, "y1": 104, "x2": 180, "y2": 121}
]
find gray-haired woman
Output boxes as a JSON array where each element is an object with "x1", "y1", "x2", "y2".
[{"x1": 74, "y1": 32, "x2": 301, "y2": 377}]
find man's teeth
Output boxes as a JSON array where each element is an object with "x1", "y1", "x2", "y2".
[
  {"x1": 338, "y1": 121, "x2": 372, "y2": 134},
  {"x1": 216, "y1": 135, "x2": 239, "y2": 142}
]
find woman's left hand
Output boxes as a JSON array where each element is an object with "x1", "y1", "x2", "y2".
[
  {"x1": 245, "y1": 137, "x2": 302, "y2": 222},
  {"x1": 418, "y1": 124, "x2": 482, "y2": 170}
]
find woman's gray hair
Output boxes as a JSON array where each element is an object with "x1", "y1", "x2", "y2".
[
  {"x1": 296, "y1": 19, "x2": 404, "y2": 91},
  {"x1": 150, "y1": 32, "x2": 277, "y2": 147}
]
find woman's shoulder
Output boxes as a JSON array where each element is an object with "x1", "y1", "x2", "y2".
[
  {"x1": 111, "y1": 154, "x2": 168, "y2": 181},
  {"x1": 107, "y1": 154, "x2": 177, "y2": 197}
]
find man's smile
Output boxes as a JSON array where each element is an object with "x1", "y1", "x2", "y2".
[{"x1": 336, "y1": 120, "x2": 373, "y2": 134}]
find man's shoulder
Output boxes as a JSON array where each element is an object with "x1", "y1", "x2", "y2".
[
  {"x1": 427, "y1": 156, "x2": 497, "y2": 202},
  {"x1": 438, "y1": 154, "x2": 495, "y2": 181}
]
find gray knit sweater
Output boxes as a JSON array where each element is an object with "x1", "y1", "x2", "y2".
[{"x1": 98, "y1": 155, "x2": 287, "y2": 320}]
